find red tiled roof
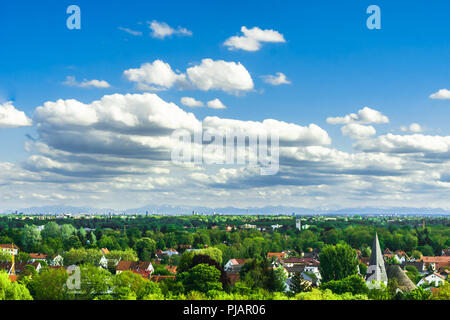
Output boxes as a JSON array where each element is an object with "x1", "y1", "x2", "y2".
[
  {"x1": 420, "y1": 256, "x2": 450, "y2": 263},
  {"x1": 436, "y1": 262, "x2": 450, "y2": 270},
  {"x1": 395, "y1": 250, "x2": 408, "y2": 257},
  {"x1": 116, "y1": 261, "x2": 152, "y2": 272},
  {"x1": 230, "y1": 259, "x2": 247, "y2": 265},
  {"x1": 432, "y1": 272, "x2": 446, "y2": 280},
  {"x1": 267, "y1": 252, "x2": 286, "y2": 260},
  {"x1": 29, "y1": 253, "x2": 47, "y2": 260},
  {"x1": 0, "y1": 244, "x2": 19, "y2": 250},
  {"x1": 8, "y1": 275, "x2": 18, "y2": 282}
]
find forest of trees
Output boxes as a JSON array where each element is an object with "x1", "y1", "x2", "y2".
[{"x1": 0, "y1": 215, "x2": 449, "y2": 300}]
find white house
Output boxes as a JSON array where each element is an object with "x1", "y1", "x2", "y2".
[
  {"x1": 224, "y1": 259, "x2": 248, "y2": 272},
  {"x1": 99, "y1": 255, "x2": 108, "y2": 269},
  {"x1": 29, "y1": 253, "x2": 48, "y2": 263},
  {"x1": 49, "y1": 254, "x2": 64, "y2": 266},
  {"x1": 301, "y1": 271, "x2": 321, "y2": 286},
  {"x1": 162, "y1": 249, "x2": 179, "y2": 257},
  {"x1": 417, "y1": 273, "x2": 446, "y2": 288}
]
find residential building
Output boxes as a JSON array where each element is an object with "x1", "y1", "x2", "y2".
[
  {"x1": 419, "y1": 256, "x2": 450, "y2": 271},
  {"x1": 282, "y1": 257, "x2": 319, "y2": 268},
  {"x1": 267, "y1": 252, "x2": 286, "y2": 261},
  {"x1": 224, "y1": 259, "x2": 248, "y2": 273},
  {"x1": 116, "y1": 261, "x2": 154, "y2": 279},
  {"x1": 0, "y1": 261, "x2": 41, "y2": 275},
  {"x1": 417, "y1": 273, "x2": 446, "y2": 288},
  {"x1": 29, "y1": 253, "x2": 48, "y2": 263},
  {"x1": 49, "y1": 254, "x2": 64, "y2": 266},
  {"x1": 0, "y1": 244, "x2": 19, "y2": 256}
]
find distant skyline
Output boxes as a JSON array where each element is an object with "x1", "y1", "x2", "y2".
[{"x1": 0, "y1": 1, "x2": 450, "y2": 211}]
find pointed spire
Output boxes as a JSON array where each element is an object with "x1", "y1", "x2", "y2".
[{"x1": 366, "y1": 233, "x2": 388, "y2": 285}]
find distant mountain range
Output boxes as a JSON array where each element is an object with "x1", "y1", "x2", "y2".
[{"x1": 2, "y1": 205, "x2": 450, "y2": 216}]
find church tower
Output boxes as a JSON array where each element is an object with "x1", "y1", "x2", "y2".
[
  {"x1": 366, "y1": 233, "x2": 388, "y2": 288},
  {"x1": 295, "y1": 219, "x2": 301, "y2": 231}
]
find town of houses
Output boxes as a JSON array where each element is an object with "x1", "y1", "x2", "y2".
[{"x1": 1, "y1": 235, "x2": 449, "y2": 294}]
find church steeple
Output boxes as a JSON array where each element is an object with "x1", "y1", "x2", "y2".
[{"x1": 366, "y1": 233, "x2": 388, "y2": 287}]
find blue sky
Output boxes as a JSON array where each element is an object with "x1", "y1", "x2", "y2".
[{"x1": 0, "y1": 1, "x2": 449, "y2": 211}]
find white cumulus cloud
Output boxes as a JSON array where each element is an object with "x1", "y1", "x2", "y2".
[
  {"x1": 124, "y1": 60, "x2": 187, "y2": 91},
  {"x1": 124, "y1": 59, "x2": 253, "y2": 94},
  {"x1": 203, "y1": 117, "x2": 331, "y2": 147},
  {"x1": 149, "y1": 21, "x2": 192, "y2": 39},
  {"x1": 224, "y1": 26, "x2": 286, "y2": 51},
  {"x1": 354, "y1": 133, "x2": 450, "y2": 154},
  {"x1": 181, "y1": 97, "x2": 204, "y2": 108},
  {"x1": 63, "y1": 76, "x2": 111, "y2": 89},
  {"x1": 207, "y1": 99, "x2": 227, "y2": 109},
  {"x1": 261, "y1": 72, "x2": 291, "y2": 86},
  {"x1": 409, "y1": 123, "x2": 422, "y2": 133},
  {"x1": 341, "y1": 123, "x2": 376, "y2": 140},
  {"x1": 430, "y1": 89, "x2": 450, "y2": 100},
  {"x1": 327, "y1": 107, "x2": 389, "y2": 125},
  {"x1": 186, "y1": 59, "x2": 254, "y2": 93},
  {"x1": 0, "y1": 102, "x2": 33, "y2": 128}
]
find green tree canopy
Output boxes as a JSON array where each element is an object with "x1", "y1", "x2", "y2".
[
  {"x1": 321, "y1": 275, "x2": 369, "y2": 295},
  {"x1": 179, "y1": 264, "x2": 222, "y2": 293},
  {"x1": 28, "y1": 267, "x2": 69, "y2": 300},
  {"x1": 0, "y1": 271, "x2": 33, "y2": 300},
  {"x1": 319, "y1": 243, "x2": 359, "y2": 282},
  {"x1": 135, "y1": 238, "x2": 156, "y2": 261}
]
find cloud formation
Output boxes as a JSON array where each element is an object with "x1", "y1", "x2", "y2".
[
  {"x1": 149, "y1": 21, "x2": 192, "y2": 39},
  {"x1": 401, "y1": 123, "x2": 422, "y2": 133},
  {"x1": 125, "y1": 59, "x2": 254, "y2": 94},
  {"x1": 224, "y1": 26, "x2": 286, "y2": 51},
  {"x1": 430, "y1": 89, "x2": 450, "y2": 100},
  {"x1": 186, "y1": 59, "x2": 254, "y2": 93},
  {"x1": 124, "y1": 60, "x2": 187, "y2": 91},
  {"x1": 327, "y1": 107, "x2": 389, "y2": 125},
  {"x1": 181, "y1": 97, "x2": 204, "y2": 108},
  {"x1": 4, "y1": 93, "x2": 450, "y2": 211},
  {"x1": 354, "y1": 133, "x2": 450, "y2": 154},
  {"x1": 341, "y1": 123, "x2": 376, "y2": 140},
  {"x1": 63, "y1": 76, "x2": 111, "y2": 89},
  {"x1": 261, "y1": 72, "x2": 291, "y2": 86},
  {"x1": 207, "y1": 99, "x2": 227, "y2": 109},
  {"x1": 118, "y1": 27, "x2": 143, "y2": 36},
  {"x1": 0, "y1": 102, "x2": 33, "y2": 128}
]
